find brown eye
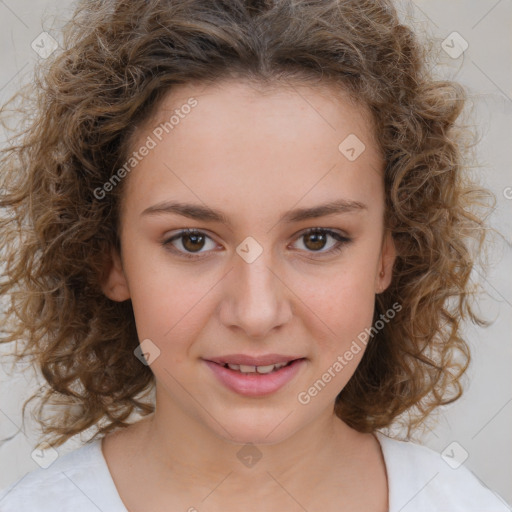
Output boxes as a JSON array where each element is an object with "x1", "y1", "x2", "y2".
[
  {"x1": 162, "y1": 229, "x2": 217, "y2": 259},
  {"x1": 303, "y1": 230, "x2": 329, "y2": 251},
  {"x1": 292, "y1": 228, "x2": 351, "y2": 256},
  {"x1": 181, "y1": 231, "x2": 206, "y2": 252}
]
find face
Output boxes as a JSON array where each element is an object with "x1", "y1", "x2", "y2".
[{"x1": 102, "y1": 79, "x2": 396, "y2": 445}]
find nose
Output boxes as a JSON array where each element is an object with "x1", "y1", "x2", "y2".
[{"x1": 217, "y1": 248, "x2": 293, "y2": 339}]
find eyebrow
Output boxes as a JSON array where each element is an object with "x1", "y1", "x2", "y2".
[{"x1": 141, "y1": 199, "x2": 367, "y2": 225}]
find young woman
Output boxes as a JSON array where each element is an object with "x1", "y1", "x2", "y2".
[{"x1": 0, "y1": 1, "x2": 509, "y2": 511}]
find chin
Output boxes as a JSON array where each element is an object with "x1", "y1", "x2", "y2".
[{"x1": 209, "y1": 412, "x2": 300, "y2": 446}]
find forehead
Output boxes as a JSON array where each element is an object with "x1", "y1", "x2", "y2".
[
  {"x1": 121, "y1": 79, "x2": 385, "y2": 223},
  {"x1": 138, "y1": 78, "x2": 379, "y2": 153}
]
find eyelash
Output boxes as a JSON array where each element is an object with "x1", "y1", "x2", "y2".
[{"x1": 161, "y1": 227, "x2": 352, "y2": 260}]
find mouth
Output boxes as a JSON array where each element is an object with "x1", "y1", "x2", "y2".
[
  {"x1": 216, "y1": 359, "x2": 300, "y2": 374},
  {"x1": 203, "y1": 356, "x2": 307, "y2": 396},
  {"x1": 205, "y1": 353, "x2": 304, "y2": 367}
]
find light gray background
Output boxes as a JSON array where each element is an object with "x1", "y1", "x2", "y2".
[{"x1": 0, "y1": 0, "x2": 511, "y2": 507}]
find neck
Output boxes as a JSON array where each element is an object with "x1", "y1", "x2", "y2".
[
  {"x1": 136, "y1": 395, "x2": 363, "y2": 492},
  {"x1": 102, "y1": 389, "x2": 388, "y2": 511}
]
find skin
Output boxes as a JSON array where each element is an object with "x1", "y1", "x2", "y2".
[{"x1": 101, "y1": 79, "x2": 396, "y2": 512}]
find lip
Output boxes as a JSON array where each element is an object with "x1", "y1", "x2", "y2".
[
  {"x1": 205, "y1": 353, "x2": 302, "y2": 366},
  {"x1": 204, "y1": 358, "x2": 306, "y2": 397}
]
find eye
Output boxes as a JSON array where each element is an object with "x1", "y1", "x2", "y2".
[
  {"x1": 162, "y1": 229, "x2": 218, "y2": 259},
  {"x1": 291, "y1": 227, "x2": 351, "y2": 256},
  {"x1": 162, "y1": 227, "x2": 352, "y2": 260}
]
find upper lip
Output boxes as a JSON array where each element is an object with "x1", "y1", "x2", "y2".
[{"x1": 205, "y1": 354, "x2": 303, "y2": 366}]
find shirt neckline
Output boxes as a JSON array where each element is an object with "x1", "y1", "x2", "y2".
[
  {"x1": 94, "y1": 437, "x2": 130, "y2": 511},
  {"x1": 95, "y1": 431, "x2": 394, "y2": 512}
]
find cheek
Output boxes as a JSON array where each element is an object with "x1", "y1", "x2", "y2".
[
  {"x1": 291, "y1": 251, "x2": 378, "y2": 367},
  {"x1": 292, "y1": 273, "x2": 376, "y2": 404},
  {"x1": 297, "y1": 272, "x2": 375, "y2": 342},
  {"x1": 122, "y1": 243, "x2": 211, "y2": 349}
]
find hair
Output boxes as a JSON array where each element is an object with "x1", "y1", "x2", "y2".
[{"x1": 0, "y1": 0, "x2": 492, "y2": 449}]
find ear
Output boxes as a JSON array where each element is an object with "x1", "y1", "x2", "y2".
[
  {"x1": 375, "y1": 230, "x2": 396, "y2": 294},
  {"x1": 101, "y1": 247, "x2": 131, "y2": 302}
]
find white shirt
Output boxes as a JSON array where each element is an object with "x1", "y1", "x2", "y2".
[{"x1": 0, "y1": 431, "x2": 509, "y2": 511}]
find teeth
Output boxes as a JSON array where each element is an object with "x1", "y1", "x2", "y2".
[
  {"x1": 256, "y1": 364, "x2": 277, "y2": 374},
  {"x1": 239, "y1": 364, "x2": 256, "y2": 373},
  {"x1": 225, "y1": 362, "x2": 289, "y2": 373}
]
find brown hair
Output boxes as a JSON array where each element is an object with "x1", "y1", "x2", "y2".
[{"x1": 0, "y1": 0, "x2": 491, "y2": 449}]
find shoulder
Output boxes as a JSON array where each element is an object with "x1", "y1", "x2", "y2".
[
  {"x1": 375, "y1": 432, "x2": 511, "y2": 512},
  {"x1": 0, "y1": 439, "x2": 127, "y2": 512}
]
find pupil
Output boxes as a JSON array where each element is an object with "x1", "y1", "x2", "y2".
[
  {"x1": 183, "y1": 232, "x2": 204, "y2": 252},
  {"x1": 305, "y1": 231, "x2": 326, "y2": 251}
]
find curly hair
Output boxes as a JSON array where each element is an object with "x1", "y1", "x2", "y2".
[{"x1": 0, "y1": 0, "x2": 491, "y2": 449}]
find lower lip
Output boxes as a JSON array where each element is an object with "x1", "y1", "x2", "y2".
[{"x1": 204, "y1": 359, "x2": 306, "y2": 397}]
